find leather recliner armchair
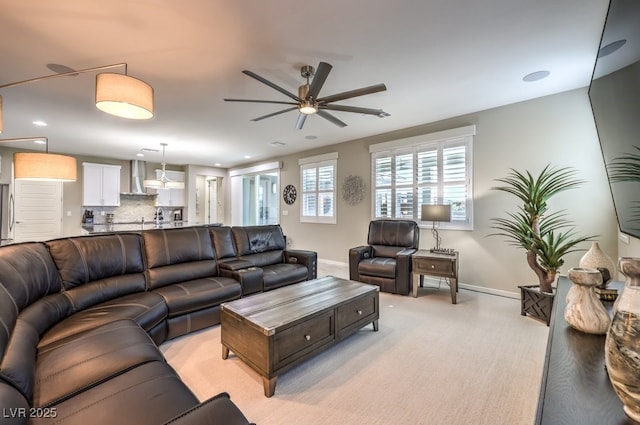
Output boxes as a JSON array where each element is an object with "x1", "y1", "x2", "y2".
[{"x1": 349, "y1": 220, "x2": 419, "y2": 295}]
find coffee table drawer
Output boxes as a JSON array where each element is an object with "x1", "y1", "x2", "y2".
[
  {"x1": 337, "y1": 293, "x2": 377, "y2": 332},
  {"x1": 275, "y1": 311, "x2": 334, "y2": 364}
]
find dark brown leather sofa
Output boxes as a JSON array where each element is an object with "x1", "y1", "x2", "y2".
[
  {"x1": 0, "y1": 224, "x2": 317, "y2": 425},
  {"x1": 349, "y1": 219, "x2": 419, "y2": 295}
]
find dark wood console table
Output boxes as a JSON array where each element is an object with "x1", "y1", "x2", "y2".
[{"x1": 535, "y1": 277, "x2": 634, "y2": 424}]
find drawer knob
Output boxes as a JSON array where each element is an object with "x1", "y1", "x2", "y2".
[
  {"x1": 305, "y1": 335, "x2": 311, "y2": 341},
  {"x1": 357, "y1": 310, "x2": 363, "y2": 315}
]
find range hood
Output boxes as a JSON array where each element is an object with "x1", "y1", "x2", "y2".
[{"x1": 120, "y1": 160, "x2": 155, "y2": 196}]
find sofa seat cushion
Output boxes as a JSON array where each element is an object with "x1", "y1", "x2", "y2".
[
  {"x1": 262, "y1": 263, "x2": 309, "y2": 290},
  {"x1": 34, "y1": 319, "x2": 163, "y2": 407},
  {"x1": 358, "y1": 257, "x2": 397, "y2": 279},
  {"x1": 38, "y1": 292, "x2": 167, "y2": 348},
  {"x1": 152, "y1": 277, "x2": 241, "y2": 317},
  {"x1": 30, "y1": 361, "x2": 199, "y2": 425}
]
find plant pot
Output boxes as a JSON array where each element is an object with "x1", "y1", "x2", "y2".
[{"x1": 519, "y1": 285, "x2": 555, "y2": 326}]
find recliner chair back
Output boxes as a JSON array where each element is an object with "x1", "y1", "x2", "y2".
[{"x1": 368, "y1": 220, "x2": 419, "y2": 258}]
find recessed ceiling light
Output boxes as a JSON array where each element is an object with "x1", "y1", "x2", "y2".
[
  {"x1": 33, "y1": 139, "x2": 47, "y2": 145},
  {"x1": 598, "y1": 39, "x2": 626, "y2": 58},
  {"x1": 244, "y1": 155, "x2": 251, "y2": 159},
  {"x1": 32, "y1": 120, "x2": 47, "y2": 127},
  {"x1": 214, "y1": 163, "x2": 221, "y2": 167},
  {"x1": 523, "y1": 70, "x2": 550, "y2": 82},
  {"x1": 136, "y1": 153, "x2": 144, "y2": 157},
  {"x1": 305, "y1": 135, "x2": 318, "y2": 140},
  {"x1": 270, "y1": 141, "x2": 286, "y2": 147}
]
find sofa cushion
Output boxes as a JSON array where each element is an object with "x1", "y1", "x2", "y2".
[
  {"x1": 29, "y1": 361, "x2": 199, "y2": 425},
  {"x1": 34, "y1": 319, "x2": 164, "y2": 407},
  {"x1": 143, "y1": 227, "x2": 218, "y2": 290},
  {"x1": 46, "y1": 234, "x2": 147, "y2": 310},
  {"x1": 232, "y1": 225, "x2": 285, "y2": 257},
  {"x1": 358, "y1": 257, "x2": 397, "y2": 279},
  {"x1": 209, "y1": 226, "x2": 237, "y2": 260},
  {"x1": 0, "y1": 378, "x2": 29, "y2": 425},
  {"x1": 0, "y1": 243, "x2": 63, "y2": 403},
  {"x1": 367, "y1": 220, "x2": 419, "y2": 249},
  {"x1": 371, "y1": 245, "x2": 407, "y2": 259},
  {"x1": 262, "y1": 264, "x2": 310, "y2": 290},
  {"x1": 38, "y1": 292, "x2": 167, "y2": 348},
  {"x1": 152, "y1": 277, "x2": 241, "y2": 317}
]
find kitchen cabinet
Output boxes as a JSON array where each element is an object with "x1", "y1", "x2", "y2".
[
  {"x1": 83, "y1": 163, "x2": 121, "y2": 206},
  {"x1": 154, "y1": 170, "x2": 185, "y2": 207}
]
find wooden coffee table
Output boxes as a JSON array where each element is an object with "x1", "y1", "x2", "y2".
[{"x1": 220, "y1": 276, "x2": 379, "y2": 397}]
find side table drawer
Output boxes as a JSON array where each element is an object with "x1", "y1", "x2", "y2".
[
  {"x1": 274, "y1": 311, "x2": 334, "y2": 366},
  {"x1": 337, "y1": 292, "x2": 378, "y2": 333},
  {"x1": 414, "y1": 257, "x2": 454, "y2": 276}
]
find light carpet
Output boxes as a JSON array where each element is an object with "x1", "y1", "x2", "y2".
[{"x1": 161, "y1": 277, "x2": 548, "y2": 425}]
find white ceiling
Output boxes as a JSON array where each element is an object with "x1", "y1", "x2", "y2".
[{"x1": 0, "y1": 0, "x2": 609, "y2": 168}]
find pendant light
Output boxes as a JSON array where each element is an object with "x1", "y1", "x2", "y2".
[
  {"x1": 143, "y1": 143, "x2": 184, "y2": 189},
  {"x1": 0, "y1": 63, "x2": 153, "y2": 133},
  {"x1": 1, "y1": 137, "x2": 77, "y2": 181}
]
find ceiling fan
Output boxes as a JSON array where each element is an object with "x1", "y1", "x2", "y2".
[{"x1": 224, "y1": 62, "x2": 390, "y2": 130}]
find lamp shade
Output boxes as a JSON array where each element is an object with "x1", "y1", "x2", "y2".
[
  {"x1": 95, "y1": 73, "x2": 153, "y2": 120},
  {"x1": 14, "y1": 152, "x2": 77, "y2": 181},
  {"x1": 421, "y1": 204, "x2": 451, "y2": 222}
]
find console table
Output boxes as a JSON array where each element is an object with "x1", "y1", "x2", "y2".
[
  {"x1": 535, "y1": 276, "x2": 632, "y2": 424},
  {"x1": 411, "y1": 250, "x2": 458, "y2": 304}
]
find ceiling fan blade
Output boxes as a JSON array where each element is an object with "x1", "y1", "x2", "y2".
[
  {"x1": 295, "y1": 113, "x2": 307, "y2": 130},
  {"x1": 242, "y1": 70, "x2": 301, "y2": 102},
  {"x1": 316, "y1": 110, "x2": 347, "y2": 128},
  {"x1": 321, "y1": 104, "x2": 390, "y2": 117},
  {"x1": 251, "y1": 107, "x2": 298, "y2": 122},
  {"x1": 224, "y1": 98, "x2": 298, "y2": 106},
  {"x1": 307, "y1": 62, "x2": 332, "y2": 100},
  {"x1": 317, "y1": 83, "x2": 387, "y2": 104}
]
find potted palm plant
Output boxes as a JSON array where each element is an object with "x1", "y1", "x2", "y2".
[{"x1": 490, "y1": 165, "x2": 594, "y2": 324}]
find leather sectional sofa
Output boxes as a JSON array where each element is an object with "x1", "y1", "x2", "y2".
[{"x1": 0, "y1": 224, "x2": 317, "y2": 425}]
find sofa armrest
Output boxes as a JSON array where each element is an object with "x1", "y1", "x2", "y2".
[
  {"x1": 163, "y1": 392, "x2": 253, "y2": 425},
  {"x1": 284, "y1": 249, "x2": 317, "y2": 280},
  {"x1": 395, "y1": 248, "x2": 417, "y2": 295},
  {"x1": 218, "y1": 259, "x2": 254, "y2": 272},
  {"x1": 349, "y1": 246, "x2": 372, "y2": 281}
]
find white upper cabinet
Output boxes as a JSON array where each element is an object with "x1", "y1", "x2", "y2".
[{"x1": 82, "y1": 163, "x2": 121, "y2": 206}]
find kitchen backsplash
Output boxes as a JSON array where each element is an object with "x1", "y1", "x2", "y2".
[{"x1": 83, "y1": 195, "x2": 182, "y2": 224}]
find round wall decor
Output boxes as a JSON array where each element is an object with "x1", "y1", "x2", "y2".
[
  {"x1": 283, "y1": 184, "x2": 297, "y2": 205},
  {"x1": 342, "y1": 174, "x2": 365, "y2": 205}
]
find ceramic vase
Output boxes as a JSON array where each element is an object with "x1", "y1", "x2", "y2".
[
  {"x1": 579, "y1": 242, "x2": 616, "y2": 285},
  {"x1": 564, "y1": 267, "x2": 610, "y2": 334},
  {"x1": 605, "y1": 257, "x2": 640, "y2": 422}
]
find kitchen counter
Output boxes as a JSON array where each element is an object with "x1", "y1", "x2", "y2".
[{"x1": 81, "y1": 221, "x2": 214, "y2": 233}]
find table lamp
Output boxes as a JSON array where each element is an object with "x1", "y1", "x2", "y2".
[{"x1": 421, "y1": 204, "x2": 451, "y2": 252}]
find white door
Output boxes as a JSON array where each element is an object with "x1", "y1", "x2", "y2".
[{"x1": 13, "y1": 180, "x2": 63, "y2": 242}]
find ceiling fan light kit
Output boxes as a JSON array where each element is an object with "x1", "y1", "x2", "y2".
[{"x1": 224, "y1": 61, "x2": 389, "y2": 129}]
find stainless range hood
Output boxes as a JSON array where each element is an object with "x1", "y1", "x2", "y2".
[{"x1": 120, "y1": 160, "x2": 155, "y2": 196}]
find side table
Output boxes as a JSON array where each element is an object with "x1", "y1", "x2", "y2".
[{"x1": 412, "y1": 250, "x2": 459, "y2": 304}]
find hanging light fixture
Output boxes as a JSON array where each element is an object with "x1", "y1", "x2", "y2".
[
  {"x1": 143, "y1": 143, "x2": 184, "y2": 189},
  {"x1": 0, "y1": 63, "x2": 153, "y2": 131},
  {"x1": 0, "y1": 137, "x2": 77, "y2": 181}
]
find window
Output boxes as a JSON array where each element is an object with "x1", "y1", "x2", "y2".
[
  {"x1": 299, "y1": 152, "x2": 338, "y2": 224},
  {"x1": 370, "y1": 126, "x2": 474, "y2": 230}
]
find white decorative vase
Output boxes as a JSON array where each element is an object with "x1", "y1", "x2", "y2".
[
  {"x1": 564, "y1": 267, "x2": 611, "y2": 335},
  {"x1": 579, "y1": 242, "x2": 616, "y2": 283}
]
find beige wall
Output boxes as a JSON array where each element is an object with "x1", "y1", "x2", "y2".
[
  {"x1": 2, "y1": 87, "x2": 638, "y2": 295},
  {"x1": 258, "y1": 88, "x2": 625, "y2": 295}
]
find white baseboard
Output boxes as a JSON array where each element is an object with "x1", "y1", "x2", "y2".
[
  {"x1": 319, "y1": 259, "x2": 520, "y2": 300},
  {"x1": 318, "y1": 258, "x2": 349, "y2": 268}
]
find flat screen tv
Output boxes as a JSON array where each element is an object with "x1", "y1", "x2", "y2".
[{"x1": 589, "y1": 0, "x2": 640, "y2": 240}]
